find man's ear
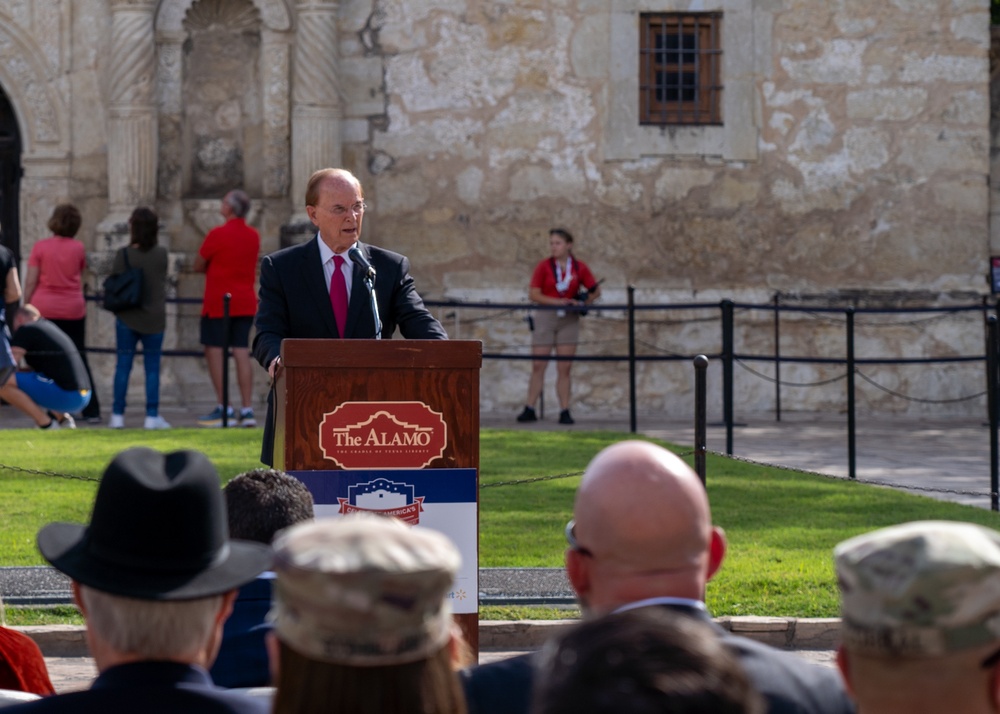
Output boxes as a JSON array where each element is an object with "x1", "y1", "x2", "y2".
[
  {"x1": 706, "y1": 526, "x2": 727, "y2": 582},
  {"x1": 265, "y1": 631, "x2": 280, "y2": 683},
  {"x1": 566, "y1": 547, "x2": 590, "y2": 599},
  {"x1": 835, "y1": 646, "x2": 856, "y2": 698},
  {"x1": 71, "y1": 581, "x2": 86, "y2": 615},
  {"x1": 216, "y1": 589, "x2": 238, "y2": 625}
]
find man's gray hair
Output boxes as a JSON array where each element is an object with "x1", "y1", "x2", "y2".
[
  {"x1": 224, "y1": 190, "x2": 251, "y2": 219},
  {"x1": 79, "y1": 585, "x2": 223, "y2": 659}
]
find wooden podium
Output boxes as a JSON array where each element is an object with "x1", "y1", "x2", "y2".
[{"x1": 274, "y1": 339, "x2": 482, "y2": 651}]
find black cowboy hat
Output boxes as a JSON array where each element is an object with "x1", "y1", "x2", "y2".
[{"x1": 37, "y1": 447, "x2": 271, "y2": 600}]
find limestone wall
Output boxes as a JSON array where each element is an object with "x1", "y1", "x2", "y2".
[
  {"x1": 0, "y1": 0, "x2": 994, "y2": 419},
  {"x1": 342, "y1": 0, "x2": 993, "y2": 419}
]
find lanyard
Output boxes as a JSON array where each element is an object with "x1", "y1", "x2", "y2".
[{"x1": 553, "y1": 256, "x2": 574, "y2": 295}]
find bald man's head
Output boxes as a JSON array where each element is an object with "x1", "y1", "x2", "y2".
[{"x1": 567, "y1": 441, "x2": 725, "y2": 612}]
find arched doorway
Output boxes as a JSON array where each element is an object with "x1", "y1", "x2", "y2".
[{"x1": 0, "y1": 86, "x2": 21, "y2": 262}]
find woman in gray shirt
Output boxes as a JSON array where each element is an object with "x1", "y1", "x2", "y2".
[{"x1": 108, "y1": 207, "x2": 170, "y2": 429}]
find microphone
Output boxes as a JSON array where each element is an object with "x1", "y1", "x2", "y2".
[{"x1": 348, "y1": 246, "x2": 376, "y2": 279}]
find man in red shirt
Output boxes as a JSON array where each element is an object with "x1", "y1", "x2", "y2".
[{"x1": 193, "y1": 190, "x2": 260, "y2": 427}]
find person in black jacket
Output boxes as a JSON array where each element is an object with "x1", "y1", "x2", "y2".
[{"x1": 461, "y1": 440, "x2": 854, "y2": 714}]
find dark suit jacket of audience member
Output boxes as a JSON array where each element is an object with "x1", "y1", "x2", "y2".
[
  {"x1": 252, "y1": 238, "x2": 448, "y2": 465},
  {"x1": 461, "y1": 604, "x2": 855, "y2": 714},
  {"x1": 5, "y1": 661, "x2": 269, "y2": 714},
  {"x1": 209, "y1": 576, "x2": 273, "y2": 689}
]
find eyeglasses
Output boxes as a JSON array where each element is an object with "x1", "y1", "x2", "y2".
[
  {"x1": 325, "y1": 201, "x2": 367, "y2": 217},
  {"x1": 565, "y1": 519, "x2": 594, "y2": 558}
]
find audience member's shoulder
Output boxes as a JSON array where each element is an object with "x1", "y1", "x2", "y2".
[
  {"x1": 723, "y1": 633, "x2": 854, "y2": 714},
  {"x1": 0, "y1": 689, "x2": 40, "y2": 708},
  {"x1": 461, "y1": 652, "x2": 536, "y2": 714},
  {"x1": 1, "y1": 688, "x2": 270, "y2": 714}
]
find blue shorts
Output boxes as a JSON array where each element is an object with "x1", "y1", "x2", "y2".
[{"x1": 16, "y1": 372, "x2": 92, "y2": 414}]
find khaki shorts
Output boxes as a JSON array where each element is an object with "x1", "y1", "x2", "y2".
[{"x1": 532, "y1": 309, "x2": 581, "y2": 348}]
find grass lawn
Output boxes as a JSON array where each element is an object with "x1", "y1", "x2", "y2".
[{"x1": 2, "y1": 427, "x2": 999, "y2": 621}]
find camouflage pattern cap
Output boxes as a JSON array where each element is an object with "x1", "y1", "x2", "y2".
[
  {"x1": 269, "y1": 514, "x2": 461, "y2": 666},
  {"x1": 835, "y1": 520, "x2": 1000, "y2": 657}
]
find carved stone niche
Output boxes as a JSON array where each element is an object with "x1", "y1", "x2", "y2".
[{"x1": 179, "y1": 0, "x2": 264, "y2": 198}]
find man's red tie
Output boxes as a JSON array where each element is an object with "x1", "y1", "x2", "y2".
[{"x1": 330, "y1": 255, "x2": 348, "y2": 338}]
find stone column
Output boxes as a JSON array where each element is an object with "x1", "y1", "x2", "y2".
[
  {"x1": 100, "y1": 0, "x2": 158, "y2": 240},
  {"x1": 261, "y1": 29, "x2": 291, "y2": 200},
  {"x1": 287, "y1": 0, "x2": 342, "y2": 232}
]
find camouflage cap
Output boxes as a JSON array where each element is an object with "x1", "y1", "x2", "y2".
[
  {"x1": 835, "y1": 520, "x2": 1000, "y2": 657},
  {"x1": 269, "y1": 514, "x2": 461, "y2": 666}
]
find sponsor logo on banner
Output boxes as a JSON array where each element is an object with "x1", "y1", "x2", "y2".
[
  {"x1": 337, "y1": 477, "x2": 425, "y2": 524},
  {"x1": 319, "y1": 401, "x2": 447, "y2": 469}
]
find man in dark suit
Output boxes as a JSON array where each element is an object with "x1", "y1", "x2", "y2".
[
  {"x1": 252, "y1": 167, "x2": 447, "y2": 465},
  {"x1": 8, "y1": 447, "x2": 272, "y2": 714},
  {"x1": 461, "y1": 441, "x2": 854, "y2": 714}
]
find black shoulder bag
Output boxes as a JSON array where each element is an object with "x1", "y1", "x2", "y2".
[{"x1": 102, "y1": 248, "x2": 144, "y2": 313}]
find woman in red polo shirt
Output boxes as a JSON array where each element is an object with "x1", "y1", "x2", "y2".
[
  {"x1": 517, "y1": 228, "x2": 601, "y2": 425},
  {"x1": 23, "y1": 204, "x2": 101, "y2": 424}
]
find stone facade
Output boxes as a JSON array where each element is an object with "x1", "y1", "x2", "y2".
[{"x1": 0, "y1": 0, "x2": 993, "y2": 420}]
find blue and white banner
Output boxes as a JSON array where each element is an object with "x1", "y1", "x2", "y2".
[{"x1": 289, "y1": 468, "x2": 478, "y2": 614}]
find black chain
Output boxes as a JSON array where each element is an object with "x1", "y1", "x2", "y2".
[
  {"x1": 480, "y1": 452, "x2": 992, "y2": 500},
  {"x1": 855, "y1": 370, "x2": 986, "y2": 404},
  {"x1": 0, "y1": 462, "x2": 98, "y2": 482},
  {"x1": 735, "y1": 359, "x2": 848, "y2": 387},
  {"x1": 481, "y1": 470, "x2": 584, "y2": 488}
]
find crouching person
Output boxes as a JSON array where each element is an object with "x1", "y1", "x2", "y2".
[{"x1": 0, "y1": 305, "x2": 90, "y2": 429}]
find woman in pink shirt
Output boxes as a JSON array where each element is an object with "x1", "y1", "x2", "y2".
[{"x1": 23, "y1": 204, "x2": 101, "y2": 423}]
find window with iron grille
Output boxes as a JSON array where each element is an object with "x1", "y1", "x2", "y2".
[{"x1": 639, "y1": 13, "x2": 723, "y2": 125}]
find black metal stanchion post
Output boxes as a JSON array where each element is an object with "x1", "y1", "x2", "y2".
[
  {"x1": 628, "y1": 286, "x2": 637, "y2": 434},
  {"x1": 721, "y1": 299, "x2": 734, "y2": 455},
  {"x1": 222, "y1": 293, "x2": 231, "y2": 428},
  {"x1": 846, "y1": 308, "x2": 856, "y2": 480},
  {"x1": 774, "y1": 293, "x2": 781, "y2": 422},
  {"x1": 694, "y1": 355, "x2": 709, "y2": 485},
  {"x1": 989, "y1": 316, "x2": 999, "y2": 511}
]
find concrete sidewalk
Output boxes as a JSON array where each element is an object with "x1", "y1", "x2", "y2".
[{"x1": 484, "y1": 411, "x2": 996, "y2": 510}]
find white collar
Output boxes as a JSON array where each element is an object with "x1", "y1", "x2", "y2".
[
  {"x1": 316, "y1": 234, "x2": 357, "y2": 266},
  {"x1": 613, "y1": 597, "x2": 707, "y2": 614}
]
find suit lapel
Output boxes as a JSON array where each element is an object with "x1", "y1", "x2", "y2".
[{"x1": 302, "y1": 236, "x2": 339, "y2": 338}]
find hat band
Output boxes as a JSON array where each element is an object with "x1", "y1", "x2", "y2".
[
  {"x1": 270, "y1": 603, "x2": 451, "y2": 666},
  {"x1": 843, "y1": 614, "x2": 1000, "y2": 657},
  {"x1": 86, "y1": 536, "x2": 232, "y2": 575}
]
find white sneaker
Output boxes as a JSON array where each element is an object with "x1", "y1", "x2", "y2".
[
  {"x1": 144, "y1": 415, "x2": 172, "y2": 430},
  {"x1": 108, "y1": 414, "x2": 125, "y2": 429}
]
